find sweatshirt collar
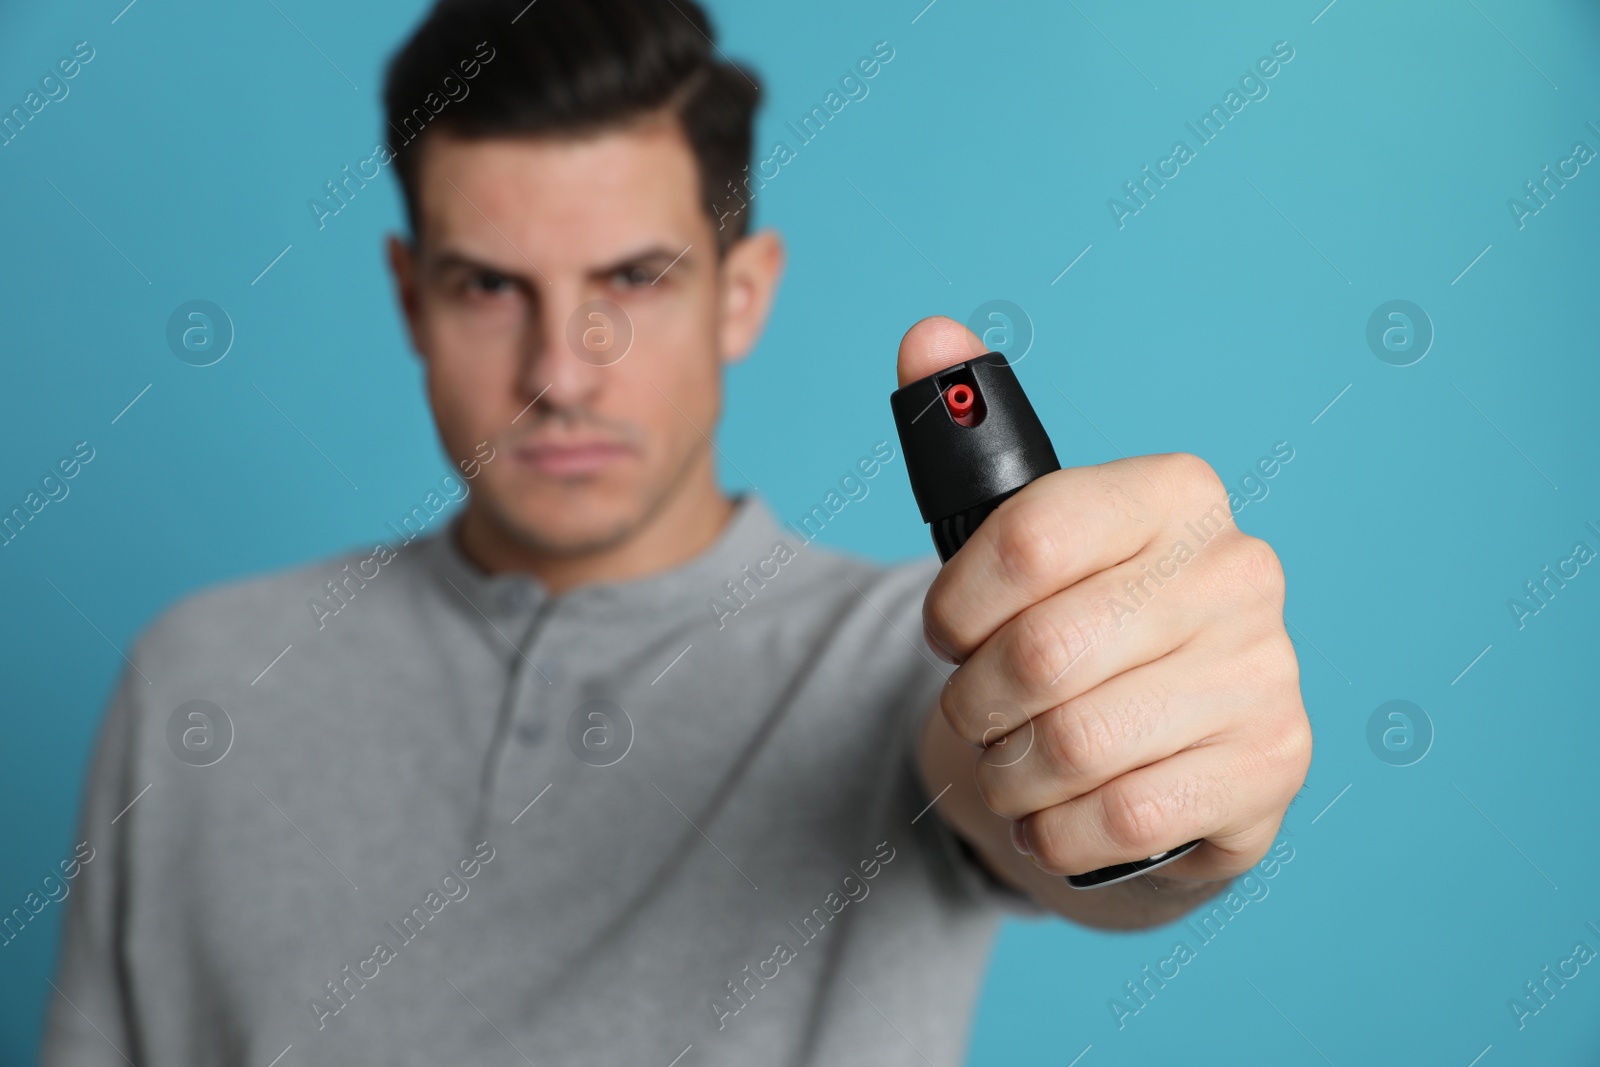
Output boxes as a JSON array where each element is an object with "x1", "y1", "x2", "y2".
[{"x1": 419, "y1": 492, "x2": 790, "y2": 624}]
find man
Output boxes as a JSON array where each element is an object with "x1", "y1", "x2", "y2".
[{"x1": 43, "y1": 0, "x2": 1310, "y2": 1063}]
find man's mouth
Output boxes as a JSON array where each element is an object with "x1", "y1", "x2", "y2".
[{"x1": 513, "y1": 437, "x2": 638, "y2": 478}]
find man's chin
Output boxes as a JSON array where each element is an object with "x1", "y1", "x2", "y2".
[{"x1": 480, "y1": 497, "x2": 648, "y2": 558}]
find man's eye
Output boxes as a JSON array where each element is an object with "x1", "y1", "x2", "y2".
[
  {"x1": 610, "y1": 265, "x2": 655, "y2": 289},
  {"x1": 468, "y1": 272, "x2": 515, "y2": 295}
]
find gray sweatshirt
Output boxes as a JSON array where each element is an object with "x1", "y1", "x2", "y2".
[{"x1": 41, "y1": 492, "x2": 1042, "y2": 1067}]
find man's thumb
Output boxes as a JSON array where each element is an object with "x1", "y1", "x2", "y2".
[{"x1": 895, "y1": 315, "x2": 988, "y2": 389}]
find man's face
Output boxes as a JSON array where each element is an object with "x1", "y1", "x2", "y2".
[{"x1": 389, "y1": 116, "x2": 777, "y2": 556}]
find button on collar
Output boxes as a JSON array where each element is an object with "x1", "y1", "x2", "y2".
[
  {"x1": 479, "y1": 573, "x2": 540, "y2": 615},
  {"x1": 498, "y1": 581, "x2": 533, "y2": 612}
]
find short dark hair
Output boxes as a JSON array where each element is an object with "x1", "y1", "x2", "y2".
[{"x1": 382, "y1": 0, "x2": 761, "y2": 251}]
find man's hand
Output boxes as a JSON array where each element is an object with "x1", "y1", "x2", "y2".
[{"x1": 903, "y1": 316, "x2": 1311, "y2": 927}]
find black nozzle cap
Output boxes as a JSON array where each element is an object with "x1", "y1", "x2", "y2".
[{"x1": 890, "y1": 352, "x2": 1060, "y2": 527}]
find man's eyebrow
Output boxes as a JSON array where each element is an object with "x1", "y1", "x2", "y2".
[
  {"x1": 425, "y1": 249, "x2": 535, "y2": 285},
  {"x1": 424, "y1": 244, "x2": 695, "y2": 285},
  {"x1": 589, "y1": 244, "x2": 693, "y2": 283}
]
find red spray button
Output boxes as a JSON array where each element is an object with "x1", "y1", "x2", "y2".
[{"x1": 945, "y1": 383, "x2": 976, "y2": 425}]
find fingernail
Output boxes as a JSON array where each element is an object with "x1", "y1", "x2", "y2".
[{"x1": 1009, "y1": 820, "x2": 1032, "y2": 857}]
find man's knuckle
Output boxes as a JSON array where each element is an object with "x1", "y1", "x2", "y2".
[
  {"x1": 1040, "y1": 703, "x2": 1114, "y2": 784},
  {"x1": 1007, "y1": 610, "x2": 1087, "y2": 691},
  {"x1": 1246, "y1": 536, "x2": 1286, "y2": 598},
  {"x1": 992, "y1": 499, "x2": 1065, "y2": 594},
  {"x1": 1165, "y1": 452, "x2": 1226, "y2": 503},
  {"x1": 1255, "y1": 630, "x2": 1302, "y2": 690},
  {"x1": 1288, "y1": 724, "x2": 1314, "y2": 786},
  {"x1": 1219, "y1": 534, "x2": 1284, "y2": 603},
  {"x1": 1265, "y1": 707, "x2": 1314, "y2": 783}
]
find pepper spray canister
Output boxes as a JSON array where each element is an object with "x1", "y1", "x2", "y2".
[{"x1": 890, "y1": 351, "x2": 1201, "y2": 889}]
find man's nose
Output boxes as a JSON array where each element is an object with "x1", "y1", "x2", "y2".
[{"x1": 520, "y1": 297, "x2": 620, "y2": 409}]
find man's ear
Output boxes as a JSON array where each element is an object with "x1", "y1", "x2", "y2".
[
  {"x1": 717, "y1": 227, "x2": 785, "y2": 367},
  {"x1": 386, "y1": 233, "x2": 427, "y2": 362}
]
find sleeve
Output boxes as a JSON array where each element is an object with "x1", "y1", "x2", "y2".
[
  {"x1": 39, "y1": 664, "x2": 143, "y2": 1066},
  {"x1": 887, "y1": 559, "x2": 1049, "y2": 920}
]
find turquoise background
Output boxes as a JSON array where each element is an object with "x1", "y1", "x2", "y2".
[{"x1": 3, "y1": 0, "x2": 1599, "y2": 1062}]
